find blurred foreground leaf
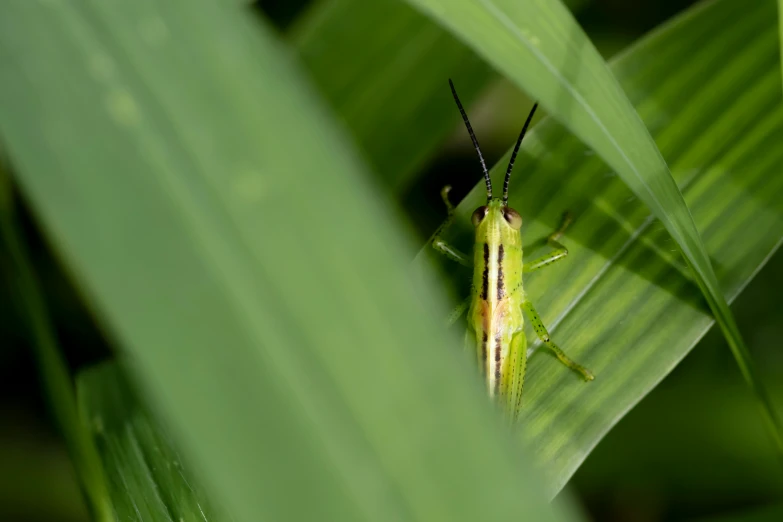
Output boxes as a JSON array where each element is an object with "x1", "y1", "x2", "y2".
[
  {"x1": 415, "y1": 0, "x2": 783, "y2": 496},
  {"x1": 0, "y1": 1, "x2": 578, "y2": 521}
]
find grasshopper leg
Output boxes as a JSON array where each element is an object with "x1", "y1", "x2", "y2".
[
  {"x1": 523, "y1": 211, "x2": 572, "y2": 273},
  {"x1": 430, "y1": 185, "x2": 472, "y2": 267},
  {"x1": 446, "y1": 295, "x2": 471, "y2": 326},
  {"x1": 521, "y1": 299, "x2": 594, "y2": 381}
]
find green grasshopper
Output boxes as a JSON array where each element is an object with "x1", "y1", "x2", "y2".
[{"x1": 431, "y1": 80, "x2": 594, "y2": 420}]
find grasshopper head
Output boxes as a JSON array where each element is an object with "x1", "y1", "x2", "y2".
[
  {"x1": 471, "y1": 199, "x2": 522, "y2": 230},
  {"x1": 471, "y1": 198, "x2": 523, "y2": 247}
]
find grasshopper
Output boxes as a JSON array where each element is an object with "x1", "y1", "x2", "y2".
[{"x1": 431, "y1": 80, "x2": 594, "y2": 420}]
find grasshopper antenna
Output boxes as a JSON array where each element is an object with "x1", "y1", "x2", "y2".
[
  {"x1": 503, "y1": 102, "x2": 539, "y2": 207},
  {"x1": 449, "y1": 79, "x2": 492, "y2": 201}
]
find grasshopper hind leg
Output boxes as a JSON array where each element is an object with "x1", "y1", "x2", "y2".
[{"x1": 522, "y1": 299, "x2": 594, "y2": 381}]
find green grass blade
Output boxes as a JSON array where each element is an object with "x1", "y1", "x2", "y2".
[
  {"x1": 404, "y1": 0, "x2": 783, "y2": 455},
  {"x1": 289, "y1": 0, "x2": 493, "y2": 191},
  {"x1": 0, "y1": 166, "x2": 114, "y2": 522},
  {"x1": 415, "y1": 0, "x2": 783, "y2": 495},
  {"x1": 575, "y1": 279, "x2": 783, "y2": 500},
  {"x1": 0, "y1": 2, "x2": 578, "y2": 521},
  {"x1": 290, "y1": 0, "x2": 588, "y2": 193},
  {"x1": 77, "y1": 362, "x2": 226, "y2": 522}
]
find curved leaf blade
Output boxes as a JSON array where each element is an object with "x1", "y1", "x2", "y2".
[
  {"x1": 415, "y1": 0, "x2": 783, "y2": 495},
  {"x1": 404, "y1": 0, "x2": 783, "y2": 455},
  {"x1": 409, "y1": 0, "x2": 783, "y2": 455}
]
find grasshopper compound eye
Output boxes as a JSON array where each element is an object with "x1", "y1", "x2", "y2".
[
  {"x1": 503, "y1": 208, "x2": 522, "y2": 229},
  {"x1": 471, "y1": 206, "x2": 489, "y2": 227}
]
